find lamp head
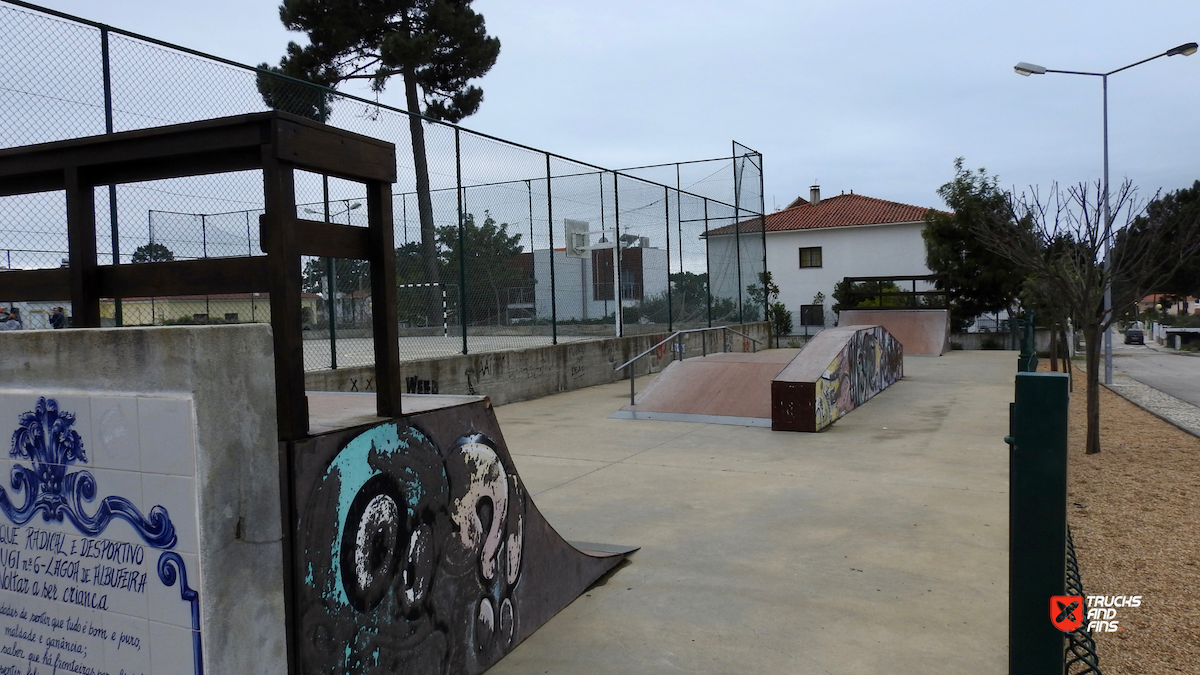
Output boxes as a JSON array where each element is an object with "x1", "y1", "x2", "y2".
[
  {"x1": 1014, "y1": 62, "x2": 1047, "y2": 76},
  {"x1": 1167, "y1": 42, "x2": 1198, "y2": 57},
  {"x1": 349, "y1": 202, "x2": 362, "y2": 210}
]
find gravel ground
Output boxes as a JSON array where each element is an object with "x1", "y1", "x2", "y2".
[{"x1": 1064, "y1": 367, "x2": 1200, "y2": 674}]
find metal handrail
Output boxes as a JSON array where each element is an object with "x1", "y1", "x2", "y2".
[{"x1": 614, "y1": 325, "x2": 763, "y2": 407}]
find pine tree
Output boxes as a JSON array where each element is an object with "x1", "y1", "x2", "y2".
[{"x1": 258, "y1": 0, "x2": 500, "y2": 320}]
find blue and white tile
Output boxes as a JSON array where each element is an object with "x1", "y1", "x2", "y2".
[
  {"x1": 141, "y1": 473, "x2": 198, "y2": 555},
  {"x1": 44, "y1": 393, "x2": 94, "y2": 462},
  {"x1": 148, "y1": 620, "x2": 200, "y2": 675},
  {"x1": 147, "y1": 551, "x2": 199, "y2": 630},
  {"x1": 102, "y1": 612, "x2": 151, "y2": 674},
  {"x1": 137, "y1": 397, "x2": 195, "y2": 478},
  {"x1": 89, "y1": 396, "x2": 141, "y2": 472}
]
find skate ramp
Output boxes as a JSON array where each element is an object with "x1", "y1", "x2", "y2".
[
  {"x1": 614, "y1": 350, "x2": 797, "y2": 425},
  {"x1": 837, "y1": 309, "x2": 949, "y2": 355},
  {"x1": 290, "y1": 393, "x2": 636, "y2": 674},
  {"x1": 772, "y1": 325, "x2": 904, "y2": 431}
]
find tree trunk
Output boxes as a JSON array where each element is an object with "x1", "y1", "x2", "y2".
[
  {"x1": 1082, "y1": 325, "x2": 1102, "y2": 455},
  {"x1": 403, "y1": 71, "x2": 443, "y2": 325}
]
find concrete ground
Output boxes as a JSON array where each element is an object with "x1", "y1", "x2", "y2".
[{"x1": 487, "y1": 350, "x2": 1013, "y2": 674}]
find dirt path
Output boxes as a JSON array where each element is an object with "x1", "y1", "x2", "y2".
[{"x1": 1066, "y1": 379, "x2": 1200, "y2": 674}]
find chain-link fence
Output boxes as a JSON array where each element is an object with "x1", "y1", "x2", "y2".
[{"x1": 0, "y1": 0, "x2": 766, "y2": 370}]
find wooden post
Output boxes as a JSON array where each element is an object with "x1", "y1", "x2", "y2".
[
  {"x1": 368, "y1": 180, "x2": 402, "y2": 418},
  {"x1": 64, "y1": 167, "x2": 101, "y2": 327},
  {"x1": 262, "y1": 151, "x2": 308, "y2": 440}
]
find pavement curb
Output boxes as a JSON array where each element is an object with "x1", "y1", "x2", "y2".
[{"x1": 1101, "y1": 379, "x2": 1200, "y2": 440}]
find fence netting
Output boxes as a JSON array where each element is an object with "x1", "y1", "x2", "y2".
[{"x1": 0, "y1": 0, "x2": 766, "y2": 369}]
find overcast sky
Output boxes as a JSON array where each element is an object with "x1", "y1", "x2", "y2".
[{"x1": 27, "y1": 0, "x2": 1200, "y2": 215}]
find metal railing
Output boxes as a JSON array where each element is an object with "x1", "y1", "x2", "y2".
[{"x1": 614, "y1": 325, "x2": 762, "y2": 406}]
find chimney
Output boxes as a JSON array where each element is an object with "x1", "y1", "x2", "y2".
[{"x1": 809, "y1": 185, "x2": 820, "y2": 206}]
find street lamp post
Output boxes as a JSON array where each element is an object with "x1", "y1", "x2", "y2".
[{"x1": 1014, "y1": 42, "x2": 1197, "y2": 385}]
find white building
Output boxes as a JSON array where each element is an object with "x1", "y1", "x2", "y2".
[
  {"x1": 531, "y1": 245, "x2": 668, "y2": 321},
  {"x1": 706, "y1": 186, "x2": 939, "y2": 330}
]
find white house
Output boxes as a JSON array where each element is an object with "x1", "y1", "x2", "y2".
[{"x1": 706, "y1": 186, "x2": 940, "y2": 330}]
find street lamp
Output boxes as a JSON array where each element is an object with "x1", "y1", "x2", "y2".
[{"x1": 1014, "y1": 42, "x2": 1197, "y2": 385}]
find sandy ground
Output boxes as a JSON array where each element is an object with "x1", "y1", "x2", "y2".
[{"x1": 1065, "y1": 373, "x2": 1200, "y2": 674}]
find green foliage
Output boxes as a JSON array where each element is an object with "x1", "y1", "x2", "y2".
[
  {"x1": 768, "y1": 301, "x2": 793, "y2": 344},
  {"x1": 742, "y1": 270, "x2": 779, "y2": 333},
  {"x1": 265, "y1": 0, "x2": 500, "y2": 123},
  {"x1": 130, "y1": 242, "x2": 175, "y2": 263},
  {"x1": 437, "y1": 211, "x2": 525, "y2": 325},
  {"x1": 1117, "y1": 180, "x2": 1200, "y2": 303},
  {"x1": 923, "y1": 158, "x2": 1027, "y2": 331},
  {"x1": 301, "y1": 258, "x2": 370, "y2": 296},
  {"x1": 831, "y1": 280, "x2": 904, "y2": 313}
]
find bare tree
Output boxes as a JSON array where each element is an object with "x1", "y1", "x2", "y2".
[{"x1": 973, "y1": 180, "x2": 1200, "y2": 454}]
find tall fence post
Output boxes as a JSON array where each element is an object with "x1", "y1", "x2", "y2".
[
  {"x1": 704, "y1": 198, "x2": 712, "y2": 327},
  {"x1": 1008, "y1": 371, "x2": 1069, "y2": 675},
  {"x1": 456, "y1": 128, "x2": 468, "y2": 354},
  {"x1": 100, "y1": 27, "x2": 122, "y2": 326},
  {"x1": 322, "y1": 176, "x2": 337, "y2": 369},
  {"x1": 732, "y1": 146, "x2": 743, "y2": 324},
  {"x1": 613, "y1": 172, "x2": 623, "y2": 338},
  {"x1": 665, "y1": 185, "x2": 673, "y2": 332},
  {"x1": 545, "y1": 155, "x2": 557, "y2": 345}
]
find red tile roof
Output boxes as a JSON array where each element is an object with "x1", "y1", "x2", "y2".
[{"x1": 705, "y1": 193, "x2": 941, "y2": 236}]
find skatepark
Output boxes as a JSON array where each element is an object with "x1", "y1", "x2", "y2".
[{"x1": 489, "y1": 349, "x2": 1010, "y2": 674}]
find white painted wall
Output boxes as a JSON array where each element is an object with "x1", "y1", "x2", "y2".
[
  {"x1": 714, "y1": 221, "x2": 932, "y2": 330},
  {"x1": 532, "y1": 247, "x2": 668, "y2": 321}
]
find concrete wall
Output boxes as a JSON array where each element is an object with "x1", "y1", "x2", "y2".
[
  {"x1": 0, "y1": 324, "x2": 286, "y2": 675},
  {"x1": 305, "y1": 322, "x2": 770, "y2": 405},
  {"x1": 949, "y1": 330, "x2": 1054, "y2": 352}
]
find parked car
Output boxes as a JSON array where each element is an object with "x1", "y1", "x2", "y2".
[{"x1": 1123, "y1": 326, "x2": 1145, "y2": 345}]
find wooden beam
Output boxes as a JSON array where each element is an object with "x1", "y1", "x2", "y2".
[
  {"x1": 367, "y1": 180, "x2": 402, "y2": 418},
  {"x1": 274, "y1": 119, "x2": 396, "y2": 183},
  {"x1": 0, "y1": 268, "x2": 70, "y2": 300},
  {"x1": 83, "y1": 147, "x2": 263, "y2": 187},
  {"x1": 0, "y1": 122, "x2": 265, "y2": 182},
  {"x1": 96, "y1": 257, "x2": 270, "y2": 297},
  {"x1": 64, "y1": 167, "x2": 100, "y2": 327},
  {"x1": 262, "y1": 152, "x2": 309, "y2": 440},
  {"x1": 292, "y1": 218, "x2": 372, "y2": 259}
]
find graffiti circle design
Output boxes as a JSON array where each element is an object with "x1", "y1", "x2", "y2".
[{"x1": 340, "y1": 474, "x2": 405, "y2": 613}]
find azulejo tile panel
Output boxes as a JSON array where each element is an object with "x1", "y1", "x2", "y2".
[{"x1": 0, "y1": 392, "x2": 203, "y2": 675}]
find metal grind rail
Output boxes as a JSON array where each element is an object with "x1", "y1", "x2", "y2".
[{"x1": 614, "y1": 325, "x2": 762, "y2": 406}]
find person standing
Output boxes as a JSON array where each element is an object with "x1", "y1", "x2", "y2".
[{"x1": 49, "y1": 306, "x2": 66, "y2": 329}]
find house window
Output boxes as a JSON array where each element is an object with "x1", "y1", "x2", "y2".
[
  {"x1": 799, "y1": 304, "x2": 825, "y2": 327},
  {"x1": 799, "y1": 247, "x2": 822, "y2": 268}
]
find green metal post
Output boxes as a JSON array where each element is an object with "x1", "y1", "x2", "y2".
[
  {"x1": 546, "y1": 155, "x2": 557, "y2": 344},
  {"x1": 456, "y1": 128, "x2": 468, "y2": 355},
  {"x1": 665, "y1": 185, "x2": 673, "y2": 332},
  {"x1": 323, "y1": 176, "x2": 337, "y2": 369},
  {"x1": 1008, "y1": 371, "x2": 1069, "y2": 675},
  {"x1": 101, "y1": 27, "x2": 122, "y2": 326}
]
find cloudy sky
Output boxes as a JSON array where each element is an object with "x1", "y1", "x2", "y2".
[{"x1": 25, "y1": 0, "x2": 1200, "y2": 214}]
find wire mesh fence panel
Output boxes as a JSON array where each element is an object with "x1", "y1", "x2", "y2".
[
  {"x1": 544, "y1": 156, "x2": 614, "y2": 340},
  {"x1": 0, "y1": 1, "x2": 766, "y2": 366},
  {"x1": 0, "y1": 4, "x2": 106, "y2": 144},
  {"x1": 675, "y1": 192, "x2": 714, "y2": 328}
]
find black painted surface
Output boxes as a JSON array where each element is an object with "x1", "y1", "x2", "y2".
[{"x1": 287, "y1": 398, "x2": 629, "y2": 674}]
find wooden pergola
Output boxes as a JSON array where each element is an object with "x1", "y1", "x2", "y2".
[{"x1": 0, "y1": 111, "x2": 403, "y2": 440}]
